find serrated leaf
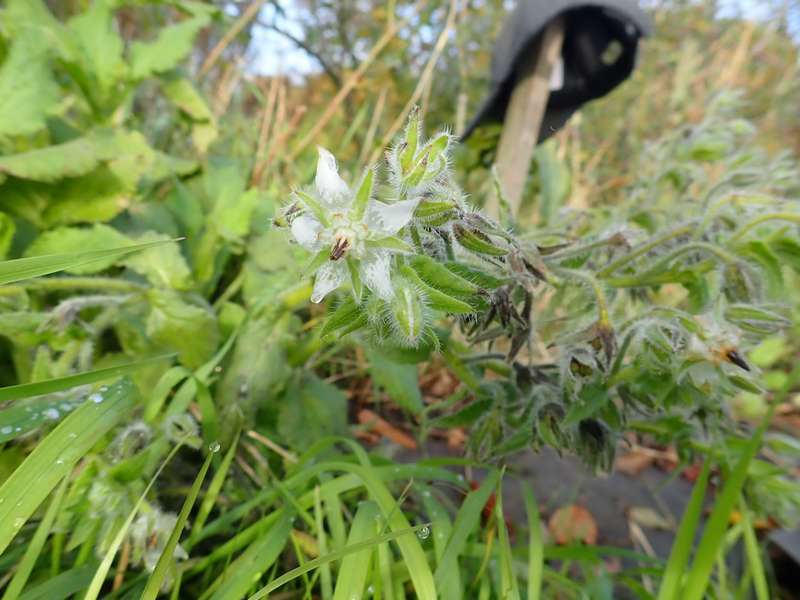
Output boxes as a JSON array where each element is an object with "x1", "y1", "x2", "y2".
[
  {"x1": 0, "y1": 35, "x2": 59, "y2": 137},
  {"x1": 146, "y1": 289, "x2": 219, "y2": 369},
  {"x1": 130, "y1": 16, "x2": 210, "y2": 80},
  {"x1": 0, "y1": 134, "x2": 109, "y2": 183},
  {"x1": 24, "y1": 224, "x2": 131, "y2": 274},
  {"x1": 367, "y1": 348, "x2": 423, "y2": 414},
  {"x1": 123, "y1": 233, "x2": 192, "y2": 289},
  {"x1": 211, "y1": 188, "x2": 259, "y2": 242}
]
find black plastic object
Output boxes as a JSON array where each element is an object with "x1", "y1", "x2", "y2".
[{"x1": 461, "y1": 0, "x2": 652, "y2": 143}]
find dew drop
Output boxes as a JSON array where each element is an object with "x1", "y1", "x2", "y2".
[
  {"x1": 56, "y1": 458, "x2": 65, "y2": 465},
  {"x1": 13, "y1": 517, "x2": 24, "y2": 529},
  {"x1": 43, "y1": 408, "x2": 60, "y2": 420},
  {"x1": 209, "y1": 441, "x2": 221, "y2": 453},
  {"x1": 100, "y1": 386, "x2": 109, "y2": 392},
  {"x1": 0, "y1": 426, "x2": 12, "y2": 435},
  {"x1": 68, "y1": 432, "x2": 77, "y2": 439},
  {"x1": 416, "y1": 525, "x2": 431, "y2": 540},
  {"x1": 89, "y1": 393, "x2": 103, "y2": 404},
  {"x1": 15, "y1": 427, "x2": 21, "y2": 432}
]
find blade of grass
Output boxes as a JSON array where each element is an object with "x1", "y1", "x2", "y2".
[
  {"x1": 0, "y1": 378, "x2": 137, "y2": 555},
  {"x1": 0, "y1": 355, "x2": 174, "y2": 403},
  {"x1": 435, "y1": 469, "x2": 500, "y2": 600},
  {"x1": 207, "y1": 510, "x2": 292, "y2": 600},
  {"x1": 2, "y1": 476, "x2": 69, "y2": 600},
  {"x1": 682, "y1": 410, "x2": 773, "y2": 600},
  {"x1": 247, "y1": 524, "x2": 430, "y2": 600},
  {"x1": 17, "y1": 564, "x2": 97, "y2": 600},
  {"x1": 82, "y1": 438, "x2": 186, "y2": 600},
  {"x1": 333, "y1": 501, "x2": 381, "y2": 600},
  {"x1": 0, "y1": 240, "x2": 180, "y2": 286},
  {"x1": 314, "y1": 486, "x2": 333, "y2": 600},
  {"x1": 739, "y1": 497, "x2": 769, "y2": 600},
  {"x1": 656, "y1": 459, "x2": 711, "y2": 600},
  {"x1": 141, "y1": 445, "x2": 217, "y2": 600},
  {"x1": 186, "y1": 431, "x2": 240, "y2": 550},
  {"x1": 494, "y1": 479, "x2": 520, "y2": 600},
  {"x1": 522, "y1": 482, "x2": 545, "y2": 600},
  {"x1": 420, "y1": 487, "x2": 452, "y2": 564}
]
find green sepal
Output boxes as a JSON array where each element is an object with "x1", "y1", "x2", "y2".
[
  {"x1": 408, "y1": 255, "x2": 478, "y2": 295},
  {"x1": 365, "y1": 236, "x2": 414, "y2": 254},
  {"x1": 346, "y1": 257, "x2": 363, "y2": 303},
  {"x1": 452, "y1": 224, "x2": 508, "y2": 257},
  {"x1": 399, "y1": 265, "x2": 474, "y2": 315},
  {"x1": 414, "y1": 198, "x2": 456, "y2": 219},
  {"x1": 444, "y1": 262, "x2": 508, "y2": 290},
  {"x1": 320, "y1": 296, "x2": 368, "y2": 340},
  {"x1": 349, "y1": 168, "x2": 374, "y2": 221},
  {"x1": 400, "y1": 107, "x2": 420, "y2": 173},
  {"x1": 390, "y1": 277, "x2": 426, "y2": 346},
  {"x1": 294, "y1": 189, "x2": 331, "y2": 227}
]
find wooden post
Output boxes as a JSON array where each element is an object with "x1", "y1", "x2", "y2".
[{"x1": 487, "y1": 18, "x2": 565, "y2": 218}]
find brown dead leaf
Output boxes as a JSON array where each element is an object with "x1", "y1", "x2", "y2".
[
  {"x1": 357, "y1": 409, "x2": 418, "y2": 450},
  {"x1": 615, "y1": 450, "x2": 655, "y2": 476},
  {"x1": 548, "y1": 505, "x2": 598, "y2": 545}
]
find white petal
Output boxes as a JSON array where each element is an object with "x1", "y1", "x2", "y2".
[
  {"x1": 290, "y1": 214, "x2": 323, "y2": 251},
  {"x1": 366, "y1": 198, "x2": 420, "y2": 236},
  {"x1": 315, "y1": 147, "x2": 350, "y2": 207},
  {"x1": 311, "y1": 260, "x2": 347, "y2": 303},
  {"x1": 359, "y1": 250, "x2": 393, "y2": 300}
]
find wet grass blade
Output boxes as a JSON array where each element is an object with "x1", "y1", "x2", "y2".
[
  {"x1": 0, "y1": 240, "x2": 180, "y2": 286},
  {"x1": 247, "y1": 524, "x2": 429, "y2": 599},
  {"x1": 17, "y1": 564, "x2": 97, "y2": 600},
  {"x1": 332, "y1": 501, "x2": 381, "y2": 600},
  {"x1": 0, "y1": 355, "x2": 174, "y2": 403},
  {"x1": 522, "y1": 482, "x2": 545, "y2": 600},
  {"x1": 494, "y1": 478, "x2": 520, "y2": 600},
  {"x1": 435, "y1": 469, "x2": 500, "y2": 600},
  {"x1": 2, "y1": 476, "x2": 69, "y2": 600},
  {"x1": 186, "y1": 432, "x2": 240, "y2": 550},
  {"x1": 0, "y1": 378, "x2": 137, "y2": 555},
  {"x1": 141, "y1": 447, "x2": 217, "y2": 600},
  {"x1": 656, "y1": 459, "x2": 711, "y2": 600},
  {"x1": 207, "y1": 510, "x2": 293, "y2": 600},
  {"x1": 682, "y1": 412, "x2": 772, "y2": 600}
]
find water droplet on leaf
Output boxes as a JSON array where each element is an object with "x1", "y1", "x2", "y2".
[
  {"x1": 209, "y1": 441, "x2": 221, "y2": 453},
  {"x1": 416, "y1": 525, "x2": 431, "y2": 540}
]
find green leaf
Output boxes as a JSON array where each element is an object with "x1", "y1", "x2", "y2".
[
  {"x1": 0, "y1": 238, "x2": 178, "y2": 285},
  {"x1": 435, "y1": 470, "x2": 500, "y2": 600},
  {"x1": 209, "y1": 510, "x2": 292, "y2": 600},
  {"x1": 1, "y1": 476, "x2": 69, "y2": 600},
  {"x1": 141, "y1": 447, "x2": 215, "y2": 600},
  {"x1": 350, "y1": 168, "x2": 374, "y2": 221},
  {"x1": 564, "y1": 383, "x2": 609, "y2": 426},
  {"x1": 408, "y1": 255, "x2": 478, "y2": 296},
  {"x1": 0, "y1": 35, "x2": 59, "y2": 137},
  {"x1": 332, "y1": 501, "x2": 380, "y2": 600},
  {"x1": 0, "y1": 133, "x2": 114, "y2": 183},
  {"x1": 161, "y1": 75, "x2": 214, "y2": 122},
  {"x1": 399, "y1": 265, "x2": 474, "y2": 315},
  {"x1": 278, "y1": 374, "x2": 348, "y2": 448},
  {"x1": 130, "y1": 16, "x2": 210, "y2": 80},
  {"x1": 67, "y1": 0, "x2": 126, "y2": 101},
  {"x1": 741, "y1": 241, "x2": 783, "y2": 294},
  {"x1": 16, "y1": 564, "x2": 96, "y2": 600},
  {"x1": 0, "y1": 377, "x2": 137, "y2": 555},
  {"x1": 211, "y1": 188, "x2": 260, "y2": 242},
  {"x1": 770, "y1": 236, "x2": 800, "y2": 273},
  {"x1": 0, "y1": 212, "x2": 15, "y2": 260},
  {"x1": 365, "y1": 236, "x2": 414, "y2": 254},
  {"x1": 320, "y1": 296, "x2": 368, "y2": 340},
  {"x1": 146, "y1": 289, "x2": 219, "y2": 369},
  {"x1": 367, "y1": 348, "x2": 423, "y2": 414},
  {"x1": 122, "y1": 233, "x2": 193, "y2": 289},
  {"x1": 24, "y1": 224, "x2": 131, "y2": 274},
  {"x1": 522, "y1": 483, "x2": 545, "y2": 600},
  {"x1": 346, "y1": 257, "x2": 364, "y2": 303}
]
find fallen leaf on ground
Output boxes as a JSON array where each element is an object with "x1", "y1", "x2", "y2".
[
  {"x1": 548, "y1": 505, "x2": 598, "y2": 545},
  {"x1": 615, "y1": 449, "x2": 655, "y2": 476},
  {"x1": 357, "y1": 408, "x2": 418, "y2": 450}
]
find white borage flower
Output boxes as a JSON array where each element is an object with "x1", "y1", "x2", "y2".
[{"x1": 291, "y1": 147, "x2": 420, "y2": 303}]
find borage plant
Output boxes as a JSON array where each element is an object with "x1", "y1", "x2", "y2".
[{"x1": 277, "y1": 99, "x2": 800, "y2": 511}]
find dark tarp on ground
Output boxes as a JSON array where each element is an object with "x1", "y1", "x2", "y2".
[{"x1": 461, "y1": 0, "x2": 652, "y2": 143}]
